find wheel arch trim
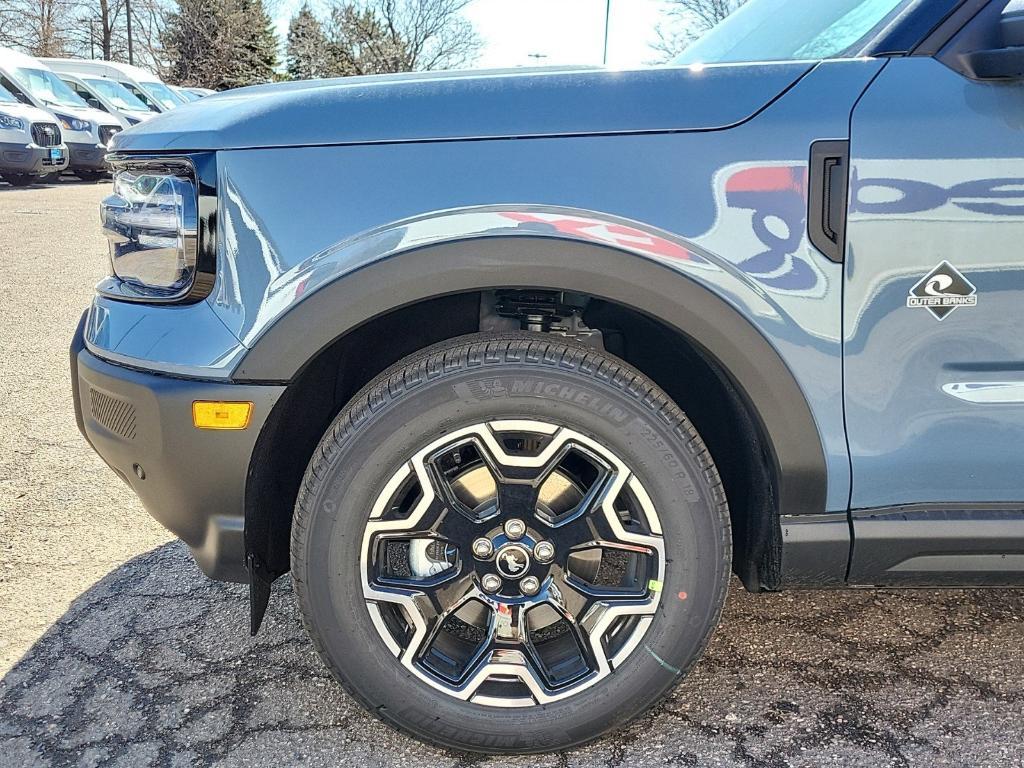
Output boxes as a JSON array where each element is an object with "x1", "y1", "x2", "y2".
[{"x1": 233, "y1": 233, "x2": 827, "y2": 521}]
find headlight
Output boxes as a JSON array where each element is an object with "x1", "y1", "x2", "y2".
[
  {"x1": 54, "y1": 113, "x2": 91, "y2": 132},
  {"x1": 100, "y1": 164, "x2": 198, "y2": 298},
  {"x1": 0, "y1": 113, "x2": 25, "y2": 130}
]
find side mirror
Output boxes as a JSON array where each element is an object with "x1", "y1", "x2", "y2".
[
  {"x1": 962, "y1": 0, "x2": 1024, "y2": 80},
  {"x1": 87, "y1": 98, "x2": 102, "y2": 110}
]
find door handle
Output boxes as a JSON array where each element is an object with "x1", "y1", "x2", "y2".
[{"x1": 808, "y1": 139, "x2": 850, "y2": 263}]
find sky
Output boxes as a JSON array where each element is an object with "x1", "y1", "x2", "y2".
[{"x1": 273, "y1": 0, "x2": 674, "y2": 70}]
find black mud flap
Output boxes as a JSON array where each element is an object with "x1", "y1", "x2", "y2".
[{"x1": 247, "y1": 553, "x2": 278, "y2": 636}]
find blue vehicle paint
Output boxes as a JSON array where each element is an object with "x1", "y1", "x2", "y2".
[{"x1": 845, "y1": 56, "x2": 1024, "y2": 508}]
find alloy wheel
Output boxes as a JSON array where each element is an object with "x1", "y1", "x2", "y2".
[{"x1": 360, "y1": 419, "x2": 666, "y2": 707}]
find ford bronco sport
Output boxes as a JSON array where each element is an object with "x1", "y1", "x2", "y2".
[{"x1": 70, "y1": 0, "x2": 1024, "y2": 753}]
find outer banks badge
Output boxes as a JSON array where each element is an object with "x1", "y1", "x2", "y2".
[{"x1": 907, "y1": 261, "x2": 977, "y2": 321}]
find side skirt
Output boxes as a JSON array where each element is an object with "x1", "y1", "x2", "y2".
[
  {"x1": 848, "y1": 504, "x2": 1024, "y2": 587},
  {"x1": 777, "y1": 504, "x2": 1024, "y2": 589}
]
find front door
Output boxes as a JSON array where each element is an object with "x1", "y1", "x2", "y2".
[{"x1": 844, "y1": 49, "x2": 1024, "y2": 583}]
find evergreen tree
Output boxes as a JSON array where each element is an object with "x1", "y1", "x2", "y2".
[
  {"x1": 229, "y1": 0, "x2": 278, "y2": 87},
  {"x1": 163, "y1": 0, "x2": 279, "y2": 90},
  {"x1": 287, "y1": 3, "x2": 329, "y2": 80}
]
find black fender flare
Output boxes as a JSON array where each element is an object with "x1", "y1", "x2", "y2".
[{"x1": 234, "y1": 235, "x2": 827, "y2": 519}]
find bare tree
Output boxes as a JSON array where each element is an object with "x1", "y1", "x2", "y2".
[
  {"x1": 126, "y1": 0, "x2": 174, "y2": 72},
  {"x1": 652, "y1": 0, "x2": 747, "y2": 61},
  {"x1": 0, "y1": 0, "x2": 77, "y2": 56},
  {"x1": 0, "y1": 0, "x2": 170, "y2": 72}
]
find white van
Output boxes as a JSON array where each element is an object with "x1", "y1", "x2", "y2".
[
  {"x1": 0, "y1": 48, "x2": 121, "y2": 181},
  {"x1": 40, "y1": 58, "x2": 186, "y2": 113},
  {"x1": 56, "y1": 71, "x2": 154, "y2": 127},
  {"x1": 0, "y1": 80, "x2": 68, "y2": 186}
]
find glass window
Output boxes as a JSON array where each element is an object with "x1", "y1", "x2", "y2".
[
  {"x1": 674, "y1": 0, "x2": 912, "y2": 65},
  {"x1": 139, "y1": 80, "x2": 186, "y2": 109},
  {"x1": 0, "y1": 82, "x2": 17, "y2": 104},
  {"x1": 123, "y1": 82, "x2": 161, "y2": 112},
  {"x1": 84, "y1": 78, "x2": 150, "y2": 112},
  {"x1": 13, "y1": 67, "x2": 89, "y2": 109}
]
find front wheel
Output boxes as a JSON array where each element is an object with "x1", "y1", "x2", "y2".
[
  {"x1": 292, "y1": 334, "x2": 731, "y2": 753},
  {"x1": 74, "y1": 170, "x2": 106, "y2": 182}
]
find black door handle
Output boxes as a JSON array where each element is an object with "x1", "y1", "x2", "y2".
[{"x1": 808, "y1": 139, "x2": 850, "y2": 263}]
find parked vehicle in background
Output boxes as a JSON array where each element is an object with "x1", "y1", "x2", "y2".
[
  {"x1": 57, "y1": 72, "x2": 154, "y2": 127},
  {"x1": 70, "y1": 0, "x2": 1024, "y2": 756},
  {"x1": 0, "y1": 48, "x2": 120, "y2": 182},
  {"x1": 171, "y1": 86, "x2": 200, "y2": 103},
  {"x1": 0, "y1": 81, "x2": 67, "y2": 186},
  {"x1": 184, "y1": 87, "x2": 216, "y2": 99},
  {"x1": 40, "y1": 58, "x2": 185, "y2": 113}
]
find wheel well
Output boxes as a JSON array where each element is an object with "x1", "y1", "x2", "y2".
[{"x1": 244, "y1": 290, "x2": 781, "y2": 592}]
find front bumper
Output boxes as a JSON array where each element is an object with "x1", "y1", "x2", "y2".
[
  {"x1": 0, "y1": 141, "x2": 69, "y2": 175},
  {"x1": 66, "y1": 140, "x2": 109, "y2": 172},
  {"x1": 71, "y1": 313, "x2": 285, "y2": 582}
]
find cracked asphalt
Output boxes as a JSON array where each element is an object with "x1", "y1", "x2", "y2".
[{"x1": 2, "y1": 181, "x2": 1024, "y2": 767}]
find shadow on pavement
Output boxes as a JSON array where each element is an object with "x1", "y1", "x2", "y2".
[{"x1": 2, "y1": 541, "x2": 1023, "y2": 767}]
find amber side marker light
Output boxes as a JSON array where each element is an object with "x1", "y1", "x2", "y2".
[{"x1": 193, "y1": 401, "x2": 253, "y2": 430}]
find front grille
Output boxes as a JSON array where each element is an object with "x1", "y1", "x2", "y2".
[
  {"x1": 31, "y1": 123, "x2": 61, "y2": 147},
  {"x1": 89, "y1": 388, "x2": 137, "y2": 440},
  {"x1": 99, "y1": 125, "x2": 121, "y2": 147}
]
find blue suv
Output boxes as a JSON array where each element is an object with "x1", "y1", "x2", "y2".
[{"x1": 70, "y1": 0, "x2": 1024, "y2": 753}]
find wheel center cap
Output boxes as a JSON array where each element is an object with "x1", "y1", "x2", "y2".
[{"x1": 495, "y1": 544, "x2": 531, "y2": 579}]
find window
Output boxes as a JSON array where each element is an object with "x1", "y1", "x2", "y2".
[
  {"x1": 84, "y1": 78, "x2": 150, "y2": 112},
  {"x1": 675, "y1": 0, "x2": 913, "y2": 65},
  {"x1": 12, "y1": 68, "x2": 88, "y2": 109}
]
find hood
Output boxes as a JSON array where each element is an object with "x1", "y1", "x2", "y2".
[
  {"x1": 111, "y1": 62, "x2": 812, "y2": 153},
  {"x1": 0, "y1": 100, "x2": 59, "y2": 126}
]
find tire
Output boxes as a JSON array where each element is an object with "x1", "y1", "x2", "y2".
[
  {"x1": 74, "y1": 170, "x2": 106, "y2": 182},
  {"x1": 1, "y1": 173, "x2": 34, "y2": 187},
  {"x1": 292, "y1": 333, "x2": 731, "y2": 753}
]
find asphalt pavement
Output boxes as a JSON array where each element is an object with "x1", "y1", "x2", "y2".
[{"x1": 1, "y1": 180, "x2": 1022, "y2": 767}]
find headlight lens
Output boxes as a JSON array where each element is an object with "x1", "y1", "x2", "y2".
[
  {"x1": 0, "y1": 113, "x2": 25, "y2": 130},
  {"x1": 100, "y1": 165, "x2": 198, "y2": 297},
  {"x1": 54, "y1": 113, "x2": 91, "y2": 132}
]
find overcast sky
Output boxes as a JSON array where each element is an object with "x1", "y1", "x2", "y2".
[{"x1": 273, "y1": 0, "x2": 672, "y2": 69}]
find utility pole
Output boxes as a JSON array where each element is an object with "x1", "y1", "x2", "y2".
[
  {"x1": 126, "y1": 0, "x2": 134, "y2": 64},
  {"x1": 602, "y1": 0, "x2": 611, "y2": 65}
]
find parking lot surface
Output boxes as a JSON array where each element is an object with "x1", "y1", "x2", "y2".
[{"x1": 1, "y1": 181, "x2": 1023, "y2": 767}]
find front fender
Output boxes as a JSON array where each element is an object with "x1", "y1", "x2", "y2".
[{"x1": 233, "y1": 222, "x2": 827, "y2": 521}]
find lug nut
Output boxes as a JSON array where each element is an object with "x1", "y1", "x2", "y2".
[
  {"x1": 520, "y1": 576, "x2": 541, "y2": 596},
  {"x1": 534, "y1": 540, "x2": 555, "y2": 563},
  {"x1": 472, "y1": 538, "x2": 493, "y2": 559},
  {"x1": 481, "y1": 574, "x2": 502, "y2": 593},
  {"x1": 504, "y1": 518, "x2": 526, "y2": 540}
]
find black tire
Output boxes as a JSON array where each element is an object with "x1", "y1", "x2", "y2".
[
  {"x1": 292, "y1": 333, "x2": 731, "y2": 754},
  {"x1": 74, "y1": 170, "x2": 106, "y2": 182},
  {"x1": 1, "y1": 173, "x2": 34, "y2": 187}
]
